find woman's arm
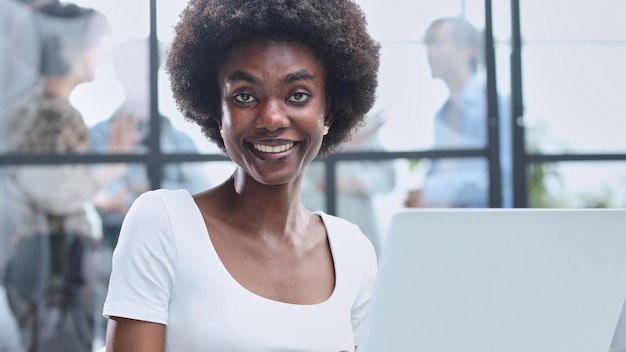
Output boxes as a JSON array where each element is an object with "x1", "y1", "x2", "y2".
[
  {"x1": 103, "y1": 191, "x2": 177, "y2": 351},
  {"x1": 106, "y1": 316, "x2": 165, "y2": 352}
]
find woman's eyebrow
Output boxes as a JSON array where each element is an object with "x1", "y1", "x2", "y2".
[
  {"x1": 225, "y1": 69, "x2": 316, "y2": 86},
  {"x1": 283, "y1": 69, "x2": 316, "y2": 85},
  {"x1": 226, "y1": 70, "x2": 261, "y2": 85}
]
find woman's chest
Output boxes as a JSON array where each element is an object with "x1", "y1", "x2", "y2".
[{"x1": 164, "y1": 255, "x2": 355, "y2": 351}]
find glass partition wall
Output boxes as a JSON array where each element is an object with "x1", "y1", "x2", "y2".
[
  {"x1": 1, "y1": 0, "x2": 625, "y2": 351},
  {"x1": 513, "y1": 0, "x2": 626, "y2": 207}
]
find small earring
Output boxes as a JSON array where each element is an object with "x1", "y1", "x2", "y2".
[
  {"x1": 323, "y1": 125, "x2": 329, "y2": 136},
  {"x1": 220, "y1": 129, "x2": 224, "y2": 137}
]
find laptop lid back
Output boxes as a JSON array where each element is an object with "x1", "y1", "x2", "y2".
[{"x1": 360, "y1": 209, "x2": 626, "y2": 352}]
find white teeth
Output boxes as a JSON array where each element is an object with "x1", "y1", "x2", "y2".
[{"x1": 253, "y1": 143, "x2": 294, "y2": 153}]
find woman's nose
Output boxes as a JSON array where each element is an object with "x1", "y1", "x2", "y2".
[{"x1": 255, "y1": 99, "x2": 289, "y2": 132}]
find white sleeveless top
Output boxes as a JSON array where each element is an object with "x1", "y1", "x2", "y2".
[{"x1": 103, "y1": 189, "x2": 377, "y2": 351}]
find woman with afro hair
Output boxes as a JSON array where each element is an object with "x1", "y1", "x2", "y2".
[{"x1": 102, "y1": 0, "x2": 380, "y2": 351}]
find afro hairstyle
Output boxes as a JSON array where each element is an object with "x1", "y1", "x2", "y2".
[{"x1": 165, "y1": 0, "x2": 380, "y2": 156}]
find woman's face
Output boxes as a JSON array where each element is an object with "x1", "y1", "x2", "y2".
[{"x1": 217, "y1": 40, "x2": 332, "y2": 186}]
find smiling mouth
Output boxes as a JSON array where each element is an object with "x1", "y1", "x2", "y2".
[{"x1": 252, "y1": 142, "x2": 295, "y2": 153}]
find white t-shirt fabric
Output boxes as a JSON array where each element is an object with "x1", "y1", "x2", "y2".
[{"x1": 103, "y1": 189, "x2": 378, "y2": 351}]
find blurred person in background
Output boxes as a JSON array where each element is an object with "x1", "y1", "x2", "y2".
[
  {"x1": 0, "y1": 0, "x2": 44, "y2": 152},
  {"x1": 3, "y1": 3, "x2": 138, "y2": 351},
  {"x1": 404, "y1": 16, "x2": 511, "y2": 208},
  {"x1": 1, "y1": 1, "x2": 49, "y2": 351},
  {"x1": 1, "y1": 0, "x2": 45, "y2": 348}
]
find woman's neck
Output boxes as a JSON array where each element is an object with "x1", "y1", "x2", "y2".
[
  {"x1": 43, "y1": 76, "x2": 79, "y2": 100},
  {"x1": 226, "y1": 169, "x2": 309, "y2": 237}
]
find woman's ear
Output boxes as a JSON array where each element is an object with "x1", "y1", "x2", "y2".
[{"x1": 324, "y1": 99, "x2": 333, "y2": 129}]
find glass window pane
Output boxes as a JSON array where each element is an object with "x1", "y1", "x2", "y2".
[
  {"x1": 2, "y1": 1, "x2": 122, "y2": 157},
  {"x1": 377, "y1": 42, "x2": 444, "y2": 151},
  {"x1": 528, "y1": 162, "x2": 626, "y2": 208},
  {"x1": 363, "y1": 3, "x2": 513, "y2": 206},
  {"x1": 521, "y1": 1, "x2": 626, "y2": 153},
  {"x1": 69, "y1": 0, "x2": 151, "y2": 131},
  {"x1": 70, "y1": 2, "x2": 153, "y2": 156},
  {"x1": 2, "y1": 164, "x2": 109, "y2": 350},
  {"x1": 336, "y1": 158, "x2": 397, "y2": 256},
  {"x1": 163, "y1": 161, "x2": 235, "y2": 193},
  {"x1": 93, "y1": 162, "x2": 149, "y2": 248},
  {"x1": 370, "y1": 2, "x2": 494, "y2": 153},
  {"x1": 156, "y1": 0, "x2": 220, "y2": 154},
  {"x1": 301, "y1": 161, "x2": 328, "y2": 212},
  {"x1": 207, "y1": 161, "x2": 238, "y2": 186},
  {"x1": 1, "y1": 1, "x2": 40, "y2": 154},
  {"x1": 521, "y1": 1, "x2": 626, "y2": 42},
  {"x1": 0, "y1": 0, "x2": 153, "y2": 157},
  {"x1": 523, "y1": 46, "x2": 626, "y2": 153},
  {"x1": 87, "y1": 38, "x2": 152, "y2": 156},
  {"x1": 407, "y1": 157, "x2": 491, "y2": 208}
]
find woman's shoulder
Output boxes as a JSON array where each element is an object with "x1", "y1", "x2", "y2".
[
  {"x1": 131, "y1": 189, "x2": 195, "y2": 218},
  {"x1": 120, "y1": 189, "x2": 197, "y2": 251},
  {"x1": 316, "y1": 211, "x2": 359, "y2": 232},
  {"x1": 135, "y1": 188, "x2": 192, "y2": 203},
  {"x1": 317, "y1": 211, "x2": 376, "y2": 257}
]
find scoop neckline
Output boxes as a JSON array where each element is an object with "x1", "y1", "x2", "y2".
[{"x1": 183, "y1": 190, "x2": 339, "y2": 307}]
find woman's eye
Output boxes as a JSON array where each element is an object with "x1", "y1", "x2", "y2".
[
  {"x1": 288, "y1": 92, "x2": 310, "y2": 103},
  {"x1": 233, "y1": 94, "x2": 255, "y2": 103}
]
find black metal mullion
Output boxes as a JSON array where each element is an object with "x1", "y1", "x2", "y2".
[
  {"x1": 147, "y1": 0, "x2": 162, "y2": 190},
  {"x1": 0, "y1": 154, "x2": 147, "y2": 165},
  {"x1": 324, "y1": 159, "x2": 337, "y2": 215},
  {"x1": 510, "y1": 0, "x2": 527, "y2": 208},
  {"x1": 527, "y1": 153, "x2": 626, "y2": 163},
  {"x1": 485, "y1": 0, "x2": 503, "y2": 208},
  {"x1": 323, "y1": 149, "x2": 487, "y2": 162}
]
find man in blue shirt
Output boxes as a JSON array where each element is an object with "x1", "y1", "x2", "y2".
[{"x1": 405, "y1": 16, "x2": 512, "y2": 208}]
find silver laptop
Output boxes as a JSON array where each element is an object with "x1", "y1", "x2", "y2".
[{"x1": 360, "y1": 208, "x2": 626, "y2": 352}]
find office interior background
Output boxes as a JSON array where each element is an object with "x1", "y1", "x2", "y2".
[
  {"x1": 49, "y1": 0, "x2": 626, "y2": 242},
  {"x1": 1, "y1": 0, "x2": 626, "y2": 350}
]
